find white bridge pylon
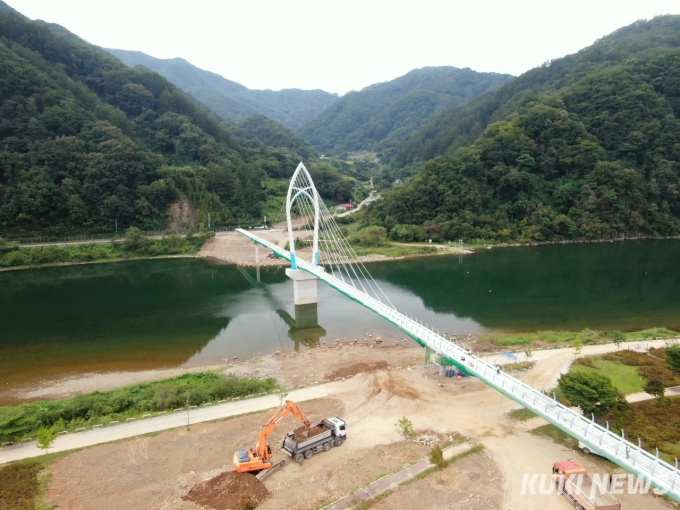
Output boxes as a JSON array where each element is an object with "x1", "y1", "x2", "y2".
[{"x1": 286, "y1": 163, "x2": 320, "y2": 269}]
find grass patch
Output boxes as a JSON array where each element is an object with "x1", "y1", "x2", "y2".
[
  {"x1": 530, "y1": 424, "x2": 580, "y2": 451},
  {"x1": 570, "y1": 356, "x2": 645, "y2": 395},
  {"x1": 483, "y1": 330, "x2": 580, "y2": 347},
  {"x1": 0, "y1": 449, "x2": 72, "y2": 510},
  {"x1": 502, "y1": 361, "x2": 536, "y2": 372},
  {"x1": 0, "y1": 372, "x2": 277, "y2": 444},
  {"x1": 351, "y1": 243, "x2": 438, "y2": 258},
  {"x1": 441, "y1": 432, "x2": 467, "y2": 448},
  {"x1": 0, "y1": 462, "x2": 42, "y2": 510},
  {"x1": 480, "y1": 327, "x2": 677, "y2": 348},
  {"x1": 510, "y1": 408, "x2": 537, "y2": 422}
]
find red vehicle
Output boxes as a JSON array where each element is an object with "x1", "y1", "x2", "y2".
[{"x1": 551, "y1": 460, "x2": 621, "y2": 510}]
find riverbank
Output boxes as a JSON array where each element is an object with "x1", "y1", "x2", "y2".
[
  {"x1": 0, "y1": 230, "x2": 213, "y2": 271},
  {"x1": 198, "y1": 230, "x2": 472, "y2": 267},
  {"x1": 5, "y1": 230, "x2": 679, "y2": 272},
  {"x1": 0, "y1": 330, "x2": 413, "y2": 405},
  {"x1": 0, "y1": 253, "x2": 196, "y2": 272},
  {"x1": 464, "y1": 234, "x2": 680, "y2": 251},
  {"x1": 6, "y1": 326, "x2": 677, "y2": 407}
]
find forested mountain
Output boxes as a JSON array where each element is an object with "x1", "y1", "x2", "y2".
[
  {"x1": 365, "y1": 16, "x2": 680, "y2": 243},
  {"x1": 0, "y1": 4, "x2": 354, "y2": 236},
  {"x1": 393, "y1": 17, "x2": 680, "y2": 171},
  {"x1": 229, "y1": 115, "x2": 318, "y2": 161},
  {"x1": 106, "y1": 49, "x2": 339, "y2": 130},
  {"x1": 297, "y1": 67, "x2": 512, "y2": 159}
]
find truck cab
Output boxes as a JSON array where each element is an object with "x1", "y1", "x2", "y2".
[{"x1": 325, "y1": 417, "x2": 347, "y2": 438}]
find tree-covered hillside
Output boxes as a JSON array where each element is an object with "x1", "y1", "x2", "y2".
[
  {"x1": 392, "y1": 16, "x2": 680, "y2": 171},
  {"x1": 297, "y1": 67, "x2": 512, "y2": 159},
  {"x1": 365, "y1": 17, "x2": 680, "y2": 242},
  {"x1": 106, "y1": 49, "x2": 339, "y2": 130},
  {"x1": 0, "y1": 6, "x2": 354, "y2": 236},
  {"x1": 229, "y1": 115, "x2": 318, "y2": 161}
]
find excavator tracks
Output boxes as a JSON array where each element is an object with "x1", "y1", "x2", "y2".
[{"x1": 256, "y1": 460, "x2": 286, "y2": 482}]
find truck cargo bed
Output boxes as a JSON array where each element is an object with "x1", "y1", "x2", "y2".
[
  {"x1": 568, "y1": 477, "x2": 621, "y2": 509},
  {"x1": 288, "y1": 423, "x2": 333, "y2": 450}
]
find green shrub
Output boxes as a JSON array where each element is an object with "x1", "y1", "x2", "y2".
[
  {"x1": 0, "y1": 373, "x2": 277, "y2": 443},
  {"x1": 0, "y1": 232, "x2": 213, "y2": 269}
]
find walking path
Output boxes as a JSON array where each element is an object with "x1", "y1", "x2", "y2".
[
  {"x1": 0, "y1": 383, "x2": 342, "y2": 465},
  {"x1": 626, "y1": 385, "x2": 680, "y2": 403},
  {"x1": 321, "y1": 442, "x2": 476, "y2": 509}
]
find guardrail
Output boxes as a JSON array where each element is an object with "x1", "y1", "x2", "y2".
[{"x1": 236, "y1": 227, "x2": 680, "y2": 502}]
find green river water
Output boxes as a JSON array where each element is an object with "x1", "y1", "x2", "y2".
[{"x1": 1, "y1": 239, "x2": 678, "y2": 395}]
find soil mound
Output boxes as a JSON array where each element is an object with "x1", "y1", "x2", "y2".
[
  {"x1": 182, "y1": 471, "x2": 269, "y2": 510},
  {"x1": 292, "y1": 424, "x2": 326, "y2": 441},
  {"x1": 327, "y1": 360, "x2": 389, "y2": 380}
]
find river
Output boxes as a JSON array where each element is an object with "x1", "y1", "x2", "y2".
[{"x1": 1, "y1": 239, "x2": 678, "y2": 394}]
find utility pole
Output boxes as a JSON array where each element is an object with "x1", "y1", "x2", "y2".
[
  {"x1": 208, "y1": 213, "x2": 211, "y2": 229},
  {"x1": 115, "y1": 218, "x2": 117, "y2": 233}
]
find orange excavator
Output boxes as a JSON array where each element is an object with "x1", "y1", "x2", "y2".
[{"x1": 233, "y1": 400, "x2": 310, "y2": 478}]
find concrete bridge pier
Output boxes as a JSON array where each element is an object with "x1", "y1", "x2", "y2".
[{"x1": 285, "y1": 268, "x2": 318, "y2": 305}]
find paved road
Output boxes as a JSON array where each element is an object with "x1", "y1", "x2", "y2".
[
  {"x1": 489, "y1": 338, "x2": 670, "y2": 367},
  {"x1": 322, "y1": 442, "x2": 475, "y2": 509},
  {"x1": 0, "y1": 383, "x2": 342, "y2": 465},
  {"x1": 19, "y1": 233, "x2": 196, "y2": 248},
  {"x1": 19, "y1": 238, "x2": 125, "y2": 248}
]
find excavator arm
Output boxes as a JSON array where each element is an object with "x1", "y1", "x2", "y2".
[{"x1": 255, "y1": 400, "x2": 310, "y2": 459}]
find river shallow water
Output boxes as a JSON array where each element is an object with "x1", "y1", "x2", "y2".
[{"x1": 1, "y1": 239, "x2": 679, "y2": 393}]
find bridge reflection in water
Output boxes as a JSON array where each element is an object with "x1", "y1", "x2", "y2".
[{"x1": 277, "y1": 304, "x2": 326, "y2": 351}]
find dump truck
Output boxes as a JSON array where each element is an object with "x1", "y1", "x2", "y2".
[
  {"x1": 551, "y1": 460, "x2": 621, "y2": 510},
  {"x1": 281, "y1": 417, "x2": 347, "y2": 463}
]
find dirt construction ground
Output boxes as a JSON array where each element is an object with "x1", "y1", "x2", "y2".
[
  {"x1": 43, "y1": 344, "x2": 677, "y2": 510},
  {"x1": 197, "y1": 230, "x2": 311, "y2": 267}
]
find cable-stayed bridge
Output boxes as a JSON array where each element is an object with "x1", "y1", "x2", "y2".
[{"x1": 237, "y1": 163, "x2": 680, "y2": 502}]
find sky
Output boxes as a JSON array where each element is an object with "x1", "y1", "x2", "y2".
[{"x1": 9, "y1": 0, "x2": 680, "y2": 95}]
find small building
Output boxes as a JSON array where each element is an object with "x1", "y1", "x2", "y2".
[{"x1": 332, "y1": 203, "x2": 355, "y2": 212}]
